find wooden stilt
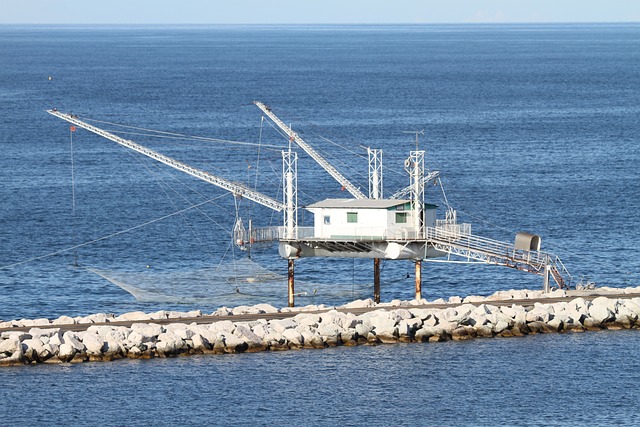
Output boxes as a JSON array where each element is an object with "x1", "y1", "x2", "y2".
[
  {"x1": 373, "y1": 258, "x2": 381, "y2": 304},
  {"x1": 288, "y1": 258, "x2": 295, "y2": 307},
  {"x1": 415, "y1": 260, "x2": 422, "y2": 301}
]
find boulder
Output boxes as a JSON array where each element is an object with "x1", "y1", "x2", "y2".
[
  {"x1": 451, "y1": 326, "x2": 476, "y2": 341},
  {"x1": 447, "y1": 296, "x2": 463, "y2": 304},
  {"x1": 316, "y1": 322, "x2": 342, "y2": 345},
  {"x1": 293, "y1": 313, "x2": 321, "y2": 329},
  {"x1": 234, "y1": 325, "x2": 266, "y2": 352},
  {"x1": 270, "y1": 318, "x2": 298, "y2": 333},
  {"x1": 282, "y1": 328, "x2": 304, "y2": 348},
  {"x1": 252, "y1": 303, "x2": 279, "y2": 314},
  {"x1": 209, "y1": 320, "x2": 235, "y2": 334},
  {"x1": 57, "y1": 343, "x2": 75, "y2": 362},
  {"x1": 0, "y1": 337, "x2": 21, "y2": 355},
  {"x1": 115, "y1": 312, "x2": 151, "y2": 322},
  {"x1": 131, "y1": 323, "x2": 164, "y2": 338},
  {"x1": 397, "y1": 318, "x2": 422, "y2": 341},
  {"x1": 62, "y1": 331, "x2": 85, "y2": 353},
  {"x1": 232, "y1": 305, "x2": 259, "y2": 315},
  {"x1": 475, "y1": 325, "x2": 494, "y2": 338},
  {"x1": 223, "y1": 334, "x2": 248, "y2": 353},
  {"x1": 82, "y1": 333, "x2": 106, "y2": 356},
  {"x1": 52, "y1": 316, "x2": 76, "y2": 326},
  {"x1": 301, "y1": 330, "x2": 324, "y2": 349},
  {"x1": 190, "y1": 333, "x2": 211, "y2": 352},
  {"x1": 84, "y1": 313, "x2": 115, "y2": 324},
  {"x1": 156, "y1": 332, "x2": 186, "y2": 356},
  {"x1": 343, "y1": 299, "x2": 375, "y2": 309},
  {"x1": 588, "y1": 298, "x2": 616, "y2": 323},
  {"x1": 186, "y1": 310, "x2": 202, "y2": 318},
  {"x1": 165, "y1": 325, "x2": 195, "y2": 341},
  {"x1": 126, "y1": 331, "x2": 145, "y2": 348}
]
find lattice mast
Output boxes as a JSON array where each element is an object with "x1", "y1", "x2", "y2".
[
  {"x1": 367, "y1": 148, "x2": 383, "y2": 199},
  {"x1": 282, "y1": 148, "x2": 298, "y2": 239},
  {"x1": 407, "y1": 151, "x2": 425, "y2": 238},
  {"x1": 254, "y1": 101, "x2": 366, "y2": 199}
]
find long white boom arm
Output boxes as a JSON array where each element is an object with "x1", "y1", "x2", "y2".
[
  {"x1": 254, "y1": 101, "x2": 366, "y2": 199},
  {"x1": 47, "y1": 110, "x2": 285, "y2": 212},
  {"x1": 389, "y1": 170, "x2": 440, "y2": 200}
]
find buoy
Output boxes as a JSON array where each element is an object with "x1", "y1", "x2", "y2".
[
  {"x1": 48, "y1": 76, "x2": 52, "y2": 81},
  {"x1": 146, "y1": 265, "x2": 150, "y2": 268}
]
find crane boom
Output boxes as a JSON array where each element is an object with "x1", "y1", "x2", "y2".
[
  {"x1": 389, "y1": 170, "x2": 440, "y2": 200},
  {"x1": 254, "y1": 101, "x2": 367, "y2": 199},
  {"x1": 47, "y1": 110, "x2": 285, "y2": 212}
]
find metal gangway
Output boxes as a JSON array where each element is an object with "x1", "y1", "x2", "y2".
[{"x1": 424, "y1": 224, "x2": 572, "y2": 290}]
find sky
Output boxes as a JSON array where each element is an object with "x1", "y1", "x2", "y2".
[{"x1": 1, "y1": 0, "x2": 639, "y2": 24}]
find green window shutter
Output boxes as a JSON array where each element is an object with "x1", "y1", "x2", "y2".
[
  {"x1": 395, "y1": 212, "x2": 407, "y2": 223},
  {"x1": 347, "y1": 212, "x2": 358, "y2": 223}
]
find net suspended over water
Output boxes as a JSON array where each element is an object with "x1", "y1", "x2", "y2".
[{"x1": 88, "y1": 256, "x2": 375, "y2": 307}]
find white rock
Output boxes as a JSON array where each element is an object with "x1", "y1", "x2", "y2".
[
  {"x1": 0, "y1": 337, "x2": 21, "y2": 354},
  {"x1": 493, "y1": 321, "x2": 510, "y2": 334},
  {"x1": 293, "y1": 313, "x2": 321, "y2": 329},
  {"x1": 52, "y1": 316, "x2": 76, "y2": 326},
  {"x1": 282, "y1": 328, "x2": 304, "y2": 346},
  {"x1": 252, "y1": 304, "x2": 279, "y2": 314},
  {"x1": 343, "y1": 299, "x2": 375, "y2": 309},
  {"x1": 621, "y1": 299, "x2": 640, "y2": 317},
  {"x1": 398, "y1": 318, "x2": 422, "y2": 337},
  {"x1": 209, "y1": 320, "x2": 235, "y2": 334},
  {"x1": 126, "y1": 331, "x2": 144, "y2": 348},
  {"x1": 355, "y1": 322, "x2": 372, "y2": 337},
  {"x1": 316, "y1": 322, "x2": 342, "y2": 339},
  {"x1": 165, "y1": 324, "x2": 194, "y2": 340},
  {"x1": 115, "y1": 311, "x2": 151, "y2": 322},
  {"x1": 270, "y1": 318, "x2": 298, "y2": 333},
  {"x1": 62, "y1": 331, "x2": 85, "y2": 352},
  {"x1": 156, "y1": 332, "x2": 186, "y2": 354},
  {"x1": 28, "y1": 328, "x2": 61, "y2": 338},
  {"x1": 190, "y1": 333, "x2": 210, "y2": 351},
  {"x1": 233, "y1": 325, "x2": 263, "y2": 346},
  {"x1": 232, "y1": 305, "x2": 257, "y2": 315},
  {"x1": 223, "y1": 334, "x2": 247, "y2": 352},
  {"x1": 85, "y1": 313, "x2": 115, "y2": 324},
  {"x1": 186, "y1": 310, "x2": 202, "y2": 318},
  {"x1": 447, "y1": 296, "x2": 463, "y2": 304},
  {"x1": 213, "y1": 307, "x2": 233, "y2": 316},
  {"x1": 58, "y1": 343, "x2": 76, "y2": 360},
  {"x1": 588, "y1": 297, "x2": 617, "y2": 323},
  {"x1": 131, "y1": 323, "x2": 164, "y2": 338},
  {"x1": 49, "y1": 332, "x2": 63, "y2": 347},
  {"x1": 82, "y1": 333, "x2": 105, "y2": 355}
]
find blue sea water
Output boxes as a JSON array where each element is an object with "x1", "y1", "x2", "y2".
[{"x1": 0, "y1": 24, "x2": 639, "y2": 425}]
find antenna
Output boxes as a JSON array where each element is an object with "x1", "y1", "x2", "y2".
[{"x1": 402, "y1": 129, "x2": 425, "y2": 151}]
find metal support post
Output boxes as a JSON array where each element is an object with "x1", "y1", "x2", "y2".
[
  {"x1": 415, "y1": 260, "x2": 422, "y2": 301},
  {"x1": 543, "y1": 263, "x2": 551, "y2": 293},
  {"x1": 373, "y1": 258, "x2": 381, "y2": 304},
  {"x1": 288, "y1": 259, "x2": 295, "y2": 307}
]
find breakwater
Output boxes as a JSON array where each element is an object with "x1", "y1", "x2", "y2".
[{"x1": 2, "y1": 287, "x2": 640, "y2": 366}]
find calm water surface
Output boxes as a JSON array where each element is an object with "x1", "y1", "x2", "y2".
[
  {"x1": 0, "y1": 24, "x2": 639, "y2": 425},
  {"x1": 2, "y1": 330, "x2": 639, "y2": 426}
]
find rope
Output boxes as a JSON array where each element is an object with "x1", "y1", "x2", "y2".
[
  {"x1": 69, "y1": 126, "x2": 79, "y2": 267},
  {"x1": 81, "y1": 116, "x2": 284, "y2": 149},
  {"x1": 0, "y1": 196, "x2": 225, "y2": 271}
]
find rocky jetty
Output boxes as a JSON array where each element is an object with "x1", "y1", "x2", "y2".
[{"x1": 2, "y1": 287, "x2": 640, "y2": 366}]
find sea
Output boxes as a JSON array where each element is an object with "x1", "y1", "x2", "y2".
[{"x1": 0, "y1": 24, "x2": 639, "y2": 425}]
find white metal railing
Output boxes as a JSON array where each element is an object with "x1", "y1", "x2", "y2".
[{"x1": 425, "y1": 226, "x2": 550, "y2": 268}]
